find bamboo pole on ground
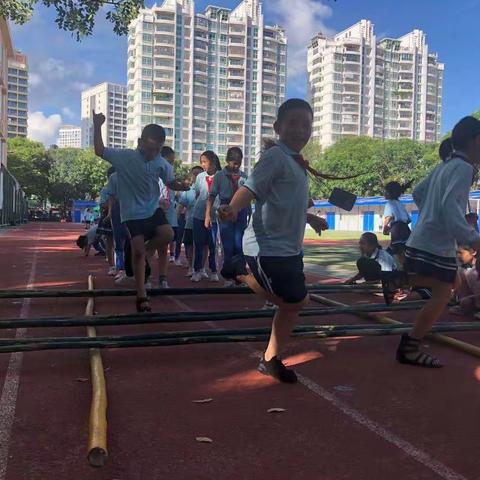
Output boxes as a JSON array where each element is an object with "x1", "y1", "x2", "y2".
[
  {"x1": 86, "y1": 275, "x2": 108, "y2": 467},
  {"x1": 310, "y1": 293, "x2": 480, "y2": 359},
  {"x1": 0, "y1": 284, "x2": 382, "y2": 299},
  {"x1": 0, "y1": 301, "x2": 425, "y2": 330}
]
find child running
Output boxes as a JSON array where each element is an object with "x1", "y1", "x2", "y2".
[
  {"x1": 218, "y1": 99, "x2": 327, "y2": 383},
  {"x1": 191, "y1": 151, "x2": 222, "y2": 283},
  {"x1": 206, "y1": 147, "x2": 248, "y2": 286},
  {"x1": 383, "y1": 116, "x2": 480, "y2": 367},
  {"x1": 346, "y1": 232, "x2": 396, "y2": 284},
  {"x1": 178, "y1": 166, "x2": 204, "y2": 276},
  {"x1": 93, "y1": 111, "x2": 187, "y2": 312},
  {"x1": 382, "y1": 181, "x2": 412, "y2": 264}
]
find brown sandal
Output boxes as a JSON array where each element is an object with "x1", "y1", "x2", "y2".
[{"x1": 136, "y1": 297, "x2": 151, "y2": 313}]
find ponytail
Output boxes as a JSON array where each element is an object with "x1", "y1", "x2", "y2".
[{"x1": 439, "y1": 138, "x2": 453, "y2": 162}]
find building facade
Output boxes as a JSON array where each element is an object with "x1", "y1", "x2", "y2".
[
  {"x1": 126, "y1": 0, "x2": 286, "y2": 171},
  {"x1": 0, "y1": 18, "x2": 13, "y2": 166},
  {"x1": 81, "y1": 82, "x2": 127, "y2": 148},
  {"x1": 57, "y1": 125, "x2": 82, "y2": 148},
  {"x1": 307, "y1": 20, "x2": 444, "y2": 148},
  {"x1": 7, "y1": 50, "x2": 28, "y2": 138}
]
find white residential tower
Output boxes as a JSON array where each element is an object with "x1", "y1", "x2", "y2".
[
  {"x1": 126, "y1": 0, "x2": 287, "y2": 170},
  {"x1": 81, "y1": 82, "x2": 127, "y2": 148},
  {"x1": 307, "y1": 20, "x2": 444, "y2": 148},
  {"x1": 7, "y1": 50, "x2": 28, "y2": 138},
  {"x1": 57, "y1": 125, "x2": 82, "y2": 148}
]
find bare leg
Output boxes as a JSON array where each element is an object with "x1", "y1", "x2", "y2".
[
  {"x1": 130, "y1": 235, "x2": 147, "y2": 300},
  {"x1": 157, "y1": 243, "x2": 169, "y2": 278},
  {"x1": 106, "y1": 236, "x2": 114, "y2": 267},
  {"x1": 185, "y1": 245, "x2": 193, "y2": 268}
]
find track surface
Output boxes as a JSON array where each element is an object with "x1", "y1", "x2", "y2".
[{"x1": 1, "y1": 223, "x2": 480, "y2": 480}]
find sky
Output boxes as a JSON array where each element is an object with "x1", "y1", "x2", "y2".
[{"x1": 9, "y1": 0, "x2": 480, "y2": 145}]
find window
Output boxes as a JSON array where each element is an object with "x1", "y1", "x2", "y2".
[{"x1": 142, "y1": 33, "x2": 153, "y2": 43}]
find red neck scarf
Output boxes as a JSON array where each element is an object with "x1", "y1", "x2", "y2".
[
  {"x1": 228, "y1": 173, "x2": 241, "y2": 193},
  {"x1": 205, "y1": 175, "x2": 214, "y2": 193}
]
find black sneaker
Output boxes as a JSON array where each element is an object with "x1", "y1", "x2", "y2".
[{"x1": 257, "y1": 356, "x2": 297, "y2": 383}]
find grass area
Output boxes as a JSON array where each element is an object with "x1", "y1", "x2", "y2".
[
  {"x1": 303, "y1": 230, "x2": 389, "y2": 278},
  {"x1": 304, "y1": 229, "x2": 389, "y2": 242}
]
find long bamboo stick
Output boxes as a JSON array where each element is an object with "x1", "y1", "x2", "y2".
[
  {"x1": 0, "y1": 301, "x2": 425, "y2": 330},
  {"x1": 310, "y1": 293, "x2": 480, "y2": 358},
  {"x1": 0, "y1": 322, "x2": 479, "y2": 353},
  {"x1": 86, "y1": 276, "x2": 108, "y2": 468},
  {"x1": 0, "y1": 283, "x2": 381, "y2": 299}
]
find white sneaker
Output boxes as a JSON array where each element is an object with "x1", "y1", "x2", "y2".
[
  {"x1": 169, "y1": 256, "x2": 175, "y2": 263},
  {"x1": 262, "y1": 301, "x2": 278, "y2": 310},
  {"x1": 114, "y1": 275, "x2": 135, "y2": 286},
  {"x1": 174, "y1": 259, "x2": 183, "y2": 266},
  {"x1": 145, "y1": 281, "x2": 152, "y2": 289},
  {"x1": 200, "y1": 269, "x2": 209, "y2": 279},
  {"x1": 210, "y1": 273, "x2": 220, "y2": 282},
  {"x1": 108, "y1": 266, "x2": 117, "y2": 276},
  {"x1": 114, "y1": 270, "x2": 126, "y2": 281},
  {"x1": 191, "y1": 271, "x2": 203, "y2": 282},
  {"x1": 223, "y1": 280, "x2": 235, "y2": 287},
  {"x1": 159, "y1": 280, "x2": 169, "y2": 289},
  {"x1": 186, "y1": 268, "x2": 194, "y2": 277}
]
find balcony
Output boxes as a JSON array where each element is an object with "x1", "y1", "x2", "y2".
[
  {"x1": 155, "y1": 34, "x2": 174, "y2": 45},
  {"x1": 228, "y1": 46, "x2": 245, "y2": 57},
  {"x1": 154, "y1": 46, "x2": 174, "y2": 57}
]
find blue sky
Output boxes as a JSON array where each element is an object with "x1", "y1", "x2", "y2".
[{"x1": 10, "y1": 0, "x2": 480, "y2": 145}]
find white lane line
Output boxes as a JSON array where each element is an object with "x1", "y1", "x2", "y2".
[
  {"x1": 169, "y1": 293, "x2": 468, "y2": 480},
  {"x1": 0, "y1": 226, "x2": 41, "y2": 480}
]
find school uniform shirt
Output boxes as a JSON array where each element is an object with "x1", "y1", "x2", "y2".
[
  {"x1": 104, "y1": 172, "x2": 118, "y2": 199},
  {"x1": 85, "y1": 225, "x2": 98, "y2": 245},
  {"x1": 383, "y1": 199, "x2": 410, "y2": 225},
  {"x1": 178, "y1": 187, "x2": 196, "y2": 230},
  {"x1": 407, "y1": 154, "x2": 480, "y2": 258},
  {"x1": 158, "y1": 179, "x2": 178, "y2": 228},
  {"x1": 103, "y1": 148, "x2": 174, "y2": 223},
  {"x1": 368, "y1": 248, "x2": 397, "y2": 272},
  {"x1": 193, "y1": 171, "x2": 219, "y2": 222},
  {"x1": 83, "y1": 211, "x2": 93, "y2": 222},
  {"x1": 242, "y1": 141, "x2": 309, "y2": 257},
  {"x1": 210, "y1": 168, "x2": 248, "y2": 204}
]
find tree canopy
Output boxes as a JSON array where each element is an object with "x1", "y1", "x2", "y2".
[
  {"x1": 302, "y1": 136, "x2": 440, "y2": 199},
  {"x1": 0, "y1": 0, "x2": 144, "y2": 39}
]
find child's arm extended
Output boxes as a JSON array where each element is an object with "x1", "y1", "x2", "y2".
[
  {"x1": 217, "y1": 187, "x2": 254, "y2": 222},
  {"x1": 93, "y1": 110, "x2": 106, "y2": 158},
  {"x1": 345, "y1": 272, "x2": 362, "y2": 284}
]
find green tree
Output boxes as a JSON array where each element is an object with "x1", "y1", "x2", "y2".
[
  {"x1": 48, "y1": 148, "x2": 109, "y2": 207},
  {"x1": 6, "y1": 137, "x2": 50, "y2": 205},
  {"x1": 305, "y1": 136, "x2": 440, "y2": 199},
  {"x1": 0, "y1": 0, "x2": 144, "y2": 39}
]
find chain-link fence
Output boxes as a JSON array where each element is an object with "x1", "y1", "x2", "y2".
[{"x1": 0, "y1": 165, "x2": 28, "y2": 227}]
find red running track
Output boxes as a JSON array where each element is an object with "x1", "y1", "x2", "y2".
[{"x1": 0, "y1": 223, "x2": 480, "y2": 480}]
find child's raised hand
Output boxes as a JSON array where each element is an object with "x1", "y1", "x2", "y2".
[
  {"x1": 92, "y1": 110, "x2": 106, "y2": 126},
  {"x1": 217, "y1": 205, "x2": 237, "y2": 223}
]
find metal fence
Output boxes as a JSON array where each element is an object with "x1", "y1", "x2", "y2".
[{"x1": 0, "y1": 165, "x2": 28, "y2": 227}]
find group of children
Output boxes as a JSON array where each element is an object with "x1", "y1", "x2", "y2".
[{"x1": 84, "y1": 97, "x2": 480, "y2": 383}]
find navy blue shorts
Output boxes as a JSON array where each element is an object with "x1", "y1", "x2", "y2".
[
  {"x1": 183, "y1": 228, "x2": 193, "y2": 246},
  {"x1": 245, "y1": 255, "x2": 307, "y2": 304},
  {"x1": 124, "y1": 208, "x2": 168, "y2": 240}
]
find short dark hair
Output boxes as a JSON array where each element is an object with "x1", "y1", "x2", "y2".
[
  {"x1": 107, "y1": 167, "x2": 115, "y2": 177},
  {"x1": 190, "y1": 165, "x2": 204, "y2": 173},
  {"x1": 277, "y1": 98, "x2": 313, "y2": 123},
  {"x1": 226, "y1": 146, "x2": 243, "y2": 163},
  {"x1": 161, "y1": 146, "x2": 175, "y2": 158},
  {"x1": 439, "y1": 138, "x2": 453, "y2": 162},
  {"x1": 450, "y1": 116, "x2": 480, "y2": 153},
  {"x1": 361, "y1": 232, "x2": 379, "y2": 246},
  {"x1": 201, "y1": 150, "x2": 221, "y2": 172},
  {"x1": 384, "y1": 180, "x2": 412, "y2": 200},
  {"x1": 141, "y1": 124, "x2": 166, "y2": 144}
]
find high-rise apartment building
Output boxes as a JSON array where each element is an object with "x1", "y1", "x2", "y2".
[
  {"x1": 81, "y1": 82, "x2": 127, "y2": 148},
  {"x1": 7, "y1": 50, "x2": 28, "y2": 138},
  {"x1": 57, "y1": 125, "x2": 82, "y2": 148},
  {"x1": 127, "y1": 0, "x2": 287, "y2": 170},
  {"x1": 0, "y1": 18, "x2": 13, "y2": 166},
  {"x1": 307, "y1": 20, "x2": 444, "y2": 148}
]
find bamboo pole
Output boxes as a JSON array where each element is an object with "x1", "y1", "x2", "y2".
[
  {"x1": 0, "y1": 301, "x2": 425, "y2": 330},
  {"x1": 86, "y1": 276, "x2": 108, "y2": 468},
  {"x1": 0, "y1": 283, "x2": 382, "y2": 299},
  {"x1": 0, "y1": 322, "x2": 478, "y2": 353},
  {"x1": 310, "y1": 293, "x2": 480, "y2": 359}
]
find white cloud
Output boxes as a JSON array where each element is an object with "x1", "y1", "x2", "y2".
[
  {"x1": 27, "y1": 111, "x2": 63, "y2": 146},
  {"x1": 61, "y1": 106, "x2": 75, "y2": 119},
  {"x1": 266, "y1": 0, "x2": 334, "y2": 79},
  {"x1": 29, "y1": 72, "x2": 41, "y2": 88}
]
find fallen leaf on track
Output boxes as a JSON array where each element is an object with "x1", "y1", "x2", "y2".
[
  {"x1": 76, "y1": 377, "x2": 89, "y2": 383},
  {"x1": 192, "y1": 398, "x2": 213, "y2": 404},
  {"x1": 267, "y1": 408, "x2": 286, "y2": 413},
  {"x1": 196, "y1": 437, "x2": 213, "y2": 443}
]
